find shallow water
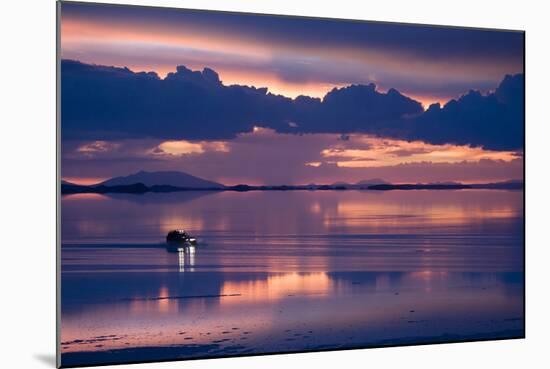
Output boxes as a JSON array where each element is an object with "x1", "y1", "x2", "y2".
[{"x1": 60, "y1": 190, "x2": 524, "y2": 366}]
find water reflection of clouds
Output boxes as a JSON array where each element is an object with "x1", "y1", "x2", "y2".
[
  {"x1": 220, "y1": 272, "x2": 332, "y2": 304},
  {"x1": 325, "y1": 196, "x2": 520, "y2": 230},
  {"x1": 129, "y1": 286, "x2": 178, "y2": 314},
  {"x1": 61, "y1": 270, "x2": 523, "y2": 355},
  {"x1": 60, "y1": 190, "x2": 524, "y2": 358},
  {"x1": 62, "y1": 190, "x2": 523, "y2": 244},
  {"x1": 62, "y1": 193, "x2": 109, "y2": 201}
]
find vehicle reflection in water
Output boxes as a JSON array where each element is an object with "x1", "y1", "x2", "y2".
[{"x1": 176, "y1": 246, "x2": 195, "y2": 272}]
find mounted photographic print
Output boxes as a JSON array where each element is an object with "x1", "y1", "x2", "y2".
[{"x1": 57, "y1": 1, "x2": 525, "y2": 367}]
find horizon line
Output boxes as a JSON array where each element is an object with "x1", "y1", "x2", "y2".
[{"x1": 61, "y1": 176, "x2": 524, "y2": 188}]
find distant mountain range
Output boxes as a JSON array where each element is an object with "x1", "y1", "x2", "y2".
[
  {"x1": 99, "y1": 170, "x2": 223, "y2": 188},
  {"x1": 331, "y1": 178, "x2": 389, "y2": 188},
  {"x1": 368, "y1": 179, "x2": 523, "y2": 191},
  {"x1": 355, "y1": 178, "x2": 389, "y2": 186},
  {"x1": 60, "y1": 170, "x2": 523, "y2": 195}
]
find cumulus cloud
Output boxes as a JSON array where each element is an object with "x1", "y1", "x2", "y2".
[
  {"x1": 61, "y1": 60, "x2": 524, "y2": 150},
  {"x1": 399, "y1": 74, "x2": 525, "y2": 150},
  {"x1": 76, "y1": 140, "x2": 120, "y2": 155},
  {"x1": 62, "y1": 2, "x2": 524, "y2": 102},
  {"x1": 153, "y1": 140, "x2": 229, "y2": 156}
]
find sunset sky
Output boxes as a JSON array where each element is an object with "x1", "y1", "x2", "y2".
[{"x1": 60, "y1": 2, "x2": 524, "y2": 186}]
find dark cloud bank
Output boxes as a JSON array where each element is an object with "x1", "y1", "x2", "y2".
[{"x1": 61, "y1": 60, "x2": 524, "y2": 150}]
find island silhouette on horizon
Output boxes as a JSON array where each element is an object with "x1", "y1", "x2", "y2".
[{"x1": 61, "y1": 170, "x2": 523, "y2": 195}]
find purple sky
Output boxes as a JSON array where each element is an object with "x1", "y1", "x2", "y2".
[{"x1": 60, "y1": 2, "x2": 524, "y2": 185}]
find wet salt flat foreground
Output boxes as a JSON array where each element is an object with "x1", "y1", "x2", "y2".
[{"x1": 60, "y1": 190, "x2": 524, "y2": 367}]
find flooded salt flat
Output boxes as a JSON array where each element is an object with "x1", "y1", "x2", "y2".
[{"x1": 60, "y1": 190, "x2": 524, "y2": 366}]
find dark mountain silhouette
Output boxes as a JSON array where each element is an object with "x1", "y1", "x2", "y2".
[
  {"x1": 470, "y1": 179, "x2": 523, "y2": 190},
  {"x1": 62, "y1": 183, "x2": 150, "y2": 195},
  {"x1": 368, "y1": 183, "x2": 472, "y2": 191},
  {"x1": 330, "y1": 179, "x2": 389, "y2": 189},
  {"x1": 355, "y1": 178, "x2": 389, "y2": 186},
  {"x1": 61, "y1": 178, "x2": 523, "y2": 195},
  {"x1": 369, "y1": 179, "x2": 523, "y2": 191},
  {"x1": 99, "y1": 170, "x2": 223, "y2": 188},
  {"x1": 330, "y1": 181, "x2": 352, "y2": 187}
]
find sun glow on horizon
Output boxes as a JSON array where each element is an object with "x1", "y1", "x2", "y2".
[{"x1": 62, "y1": 177, "x2": 107, "y2": 186}]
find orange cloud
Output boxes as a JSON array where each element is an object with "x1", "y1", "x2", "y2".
[
  {"x1": 320, "y1": 136, "x2": 518, "y2": 168},
  {"x1": 154, "y1": 140, "x2": 229, "y2": 156}
]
